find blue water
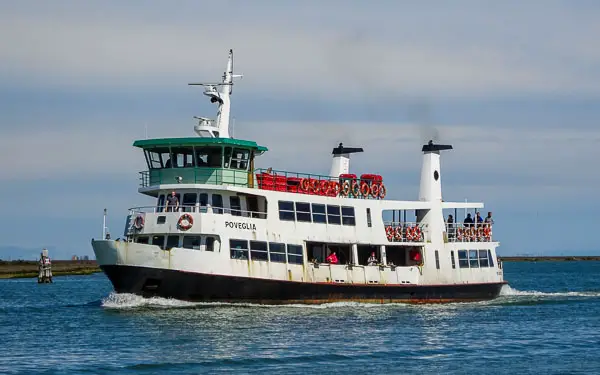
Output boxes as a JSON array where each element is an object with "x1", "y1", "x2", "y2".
[{"x1": 1, "y1": 262, "x2": 599, "y2": 374}]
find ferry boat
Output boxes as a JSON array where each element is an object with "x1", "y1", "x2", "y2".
[{"x1": 92, "y1": 50, "x2": 506, "y2": 304}]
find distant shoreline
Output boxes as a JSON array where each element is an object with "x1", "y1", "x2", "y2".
[{"x1": 1, "y1": 256, "x2": 599, "y2": 279}]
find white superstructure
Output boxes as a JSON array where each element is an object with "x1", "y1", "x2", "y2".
[{"x1": 92, "y1": 50, "x2": 505, "y2": 303}]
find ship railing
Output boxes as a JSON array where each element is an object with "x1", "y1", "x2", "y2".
[
  {"x1": 446, "y1": 223, "x2": 493, "y2": 242},
  {"x1": 128, "y1": 205, "x2": 267, "y2": 219},
  {"x1": 139, "y1": 169, "x2": 252, "y2": 188},
  {"x1": 254, "y1": 168, "x2": 386, "y2": 199},
  {"x1": 383, "y1": 222, "x2": 428, "y2": 243}
]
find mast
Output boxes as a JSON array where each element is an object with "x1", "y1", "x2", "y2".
[{"x1": 189, "y1": 49, "x2": 243, "y2": 138}]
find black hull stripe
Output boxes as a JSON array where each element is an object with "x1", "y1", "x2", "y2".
[{"x1": 101, "y1": 265, "x2": 505, "y2": 304}]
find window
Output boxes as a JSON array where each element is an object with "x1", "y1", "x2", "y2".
[
  {"x1": 458, "y1": 250, "x2": 469, "y2": 268},
  {"x1": 136, "y1": 236, "x2": 149, "y2": 244},
  {"x1": 171, "y1": 147, "x2": 194, "y2": 168},
  {"x1": 152, "y1": 235, "x2": 165, "y2": 249},
  {"x1": 157, "y1": 195, "x2": 165, "y2": 212},
  {"x1": 311, "y1": 204, "x2": 327, "y2": 223},
  {"x1": 182, "y1": 236, "x2": 201, "y2": 250},
  {"x1": 230, "y1": 196, "x2": 242, "y2": 216},
  {"x1": 488, "y1": 250, "x2": 495, "y2": 267},
  {"x1": 212, "y1": 194, "x2": 223, "y2": 214},
  {"x1": 229, "y1": 148, "x2": 250, "y2": 170},
  {"x1": 366, "y1": 208, "x2": 372, "y2": 227},
  {"x1": 156, "y1": 148, "x2": 172, "y2": 168},
  {"x1": 157, "y1": 216, "x2": 166, "y2": 224},
  {"x1": 451, "y1": 250, "x2": 456, "y2": 269},
  {"x1": 479, "y1": 249, "x2": 489, "y2": 267},
  {"x1": 196, "y1": 146, "x2": 223, "y2": 168},
  {"x1": 206, "y1": 237, "x2": 216, "y2": 252},
  {"x1": 166, "y1": 235, "x2": 179, "y2": 250},
  {"x1": 146, "y1": 150, "x2": 162, "y2": 169},
  {"x1": 199, "y1": 193, "x2": 208, "y2": 211},
  {"x1": 341, "y1": 206, "x2": 356, "y2": 226},
  {"x1": 295, "y1": 202, "x2": 311, "y2": 222},
  {"x1": 469, "y1": 250, "x2": 479, "y2": 268},
  {"x1": 269, "y1": 242, "x2": 286, "y2": 263},
  {"x1": 230, "y1": 239, "x2": 248, "y2": 259},
  {"x1": 287, "y1": 244, "x2": 303, "y2": 264},
  {"x1": 182, "y1": 193, "x2": 197, "y2": 212},
  {"x1": 250, "y1": 241, "x2": 268, "y2": 261},
  {"x1": 327, "y1": 205, "x2": 341, "y2": 225},
  {"x1": 435, "y1": 250, "x2": 440, "y2": 269},
  {"x1": 278, "y1": 201, "x2": 295, "y2": 221}
]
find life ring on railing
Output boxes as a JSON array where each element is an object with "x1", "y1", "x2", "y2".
[
  {"x1": 300, "y1": 178, "x2": 310, "y2": 192},
  {"x1": 310, "y1": 179, "x2": 320, "y2": 194},
  {"x1": 477, "y1": 227, "x2": 484, "y2": 241},
  {"x1": 133, "y1": 214, "x2": 145, "y2": 230},
  {"x1": 330, "y1": 181, "x2": 341, "y2": 196},
  {"x1": 360, "y1": 182, "x2": 370, "y2": 197},
  {"x1": 456, "y1": 227, "x2": 463, "y2": 241},
  {"x1": 483, "y1": 227, "x2": 491, "y2": 241},
  {"x1": 378, "y1": 184, "x2": 386, "y2": 199},
  {"x1": 351, "y1": 181, "x2": 360, "y2": 197},
  {"x1": 469, "y1": 227, "x2": 476, "y2": 241},
  {"x1": 319, "y1": 180, "x2": 330, "y2": 195},
  {"x1": 177, "y1": 213, "x2": 194, "y2": 231},
  {"x1": 413, "y1": 227, "x2": 422, "y2": 242},
  {"x1": 370, "y1": 183, "x2": 380, "y2": 198},
  {"x1": 394, "y1": 227, "x2": 403, "y2": 241},
  {"x1": 405, "y1": 227, "x2": 413, "y2": 241},
  {"x1": 385, "y1": 226, "x2": 394, "y2": 241},
  {"x1": 340, "y1": 180, "x2": 351, "y2": 196}
]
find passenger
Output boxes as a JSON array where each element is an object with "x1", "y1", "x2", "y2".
[
  {"x1": 463, "y1": 213, "x2": 474, "y2": 228},
  {"x1": 447, "y1": 214, "x2": 455, "y2": 238},
  {"x1": 367, "y1": 252, "x2": 378, "y2": 266},
  {"x1": 475, "y1": 211, "x2": 483, "y2": 227},
  {"x1": 326, "y1": 251, "x2": 339, "y2": 264},
  {"x1": 165, "y1": 191, "x2": 179, "y2": 212},
  {"x1": 484, "y1": 211, "x2": 494, "y2": 227}
]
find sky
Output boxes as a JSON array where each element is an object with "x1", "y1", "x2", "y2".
[{"x1": 1, "y1": 0, "x2": 599, "y2": 259}]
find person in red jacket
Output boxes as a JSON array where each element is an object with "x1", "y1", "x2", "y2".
[{"x1": 326, "y1": 251, "x2": 339, "y2": 264}]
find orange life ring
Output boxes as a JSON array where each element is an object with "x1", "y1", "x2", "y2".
[
  {"x1": 385, "y1": 226, "x2": 394, "y2": 241},
  {"x1": 483, "y1": 227, "x2": 491, "y2": 240},
  {"x1": 378, "y1": 184, "x2": 386, "y2": 199},
  {"x1": 456, "y1": 227, "x2": 463, "y2": 241},
  {"x1": 360, "y1": 182, "x2": 370, "y2": 197},
  {"x1": 477, "y1": 227, "x2": 484, "y2": 240},
  {"x1": 319, "y1": 180, "x2": 330, "y2": 195},
  {"x1": 177, "y1": 213, "x2": 194, "y2": 231},
  {"x1": 413, "y1": 227, "x2": 422, "y2": 241},
  {"x1": 350, "y1": 181, "x2": 360, "y2": 197},
  {"x1": 310, "y1": 179, "x2": 320, "y2": 194},
  {"x1": 370, "y1": 183, "x2": 380, "y2": 198},
  {"x1": 133, "y1": 214, "x2": 144, "y2": 230},
  {"x1": 330, "y1": 181, "x2": 341, "y2": 196},
  {"x1": 300, "y1": 178, "x2": 310, "y2": 192},
  {"x1": 340, "y1": 180, "x2": 351, "y2": 196},
  {"x1": 394, "y1": 226, "x2": 403, "y2": 241},
  {"x1": 405, "y1": 227, "x2": 413, "y2": 241}
]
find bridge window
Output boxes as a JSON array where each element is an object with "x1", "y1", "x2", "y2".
[
  {"x1": 250, "y1": 241, "x2": 268, "y2": 261},
  {"x1": 269, "y1": 242, "x2": 286, "y2": 263},
  {"x1": 287, "y1": 244, "x2": 303, "y2": 264},
  {"x1": 327, "y1": 205, "x2": 341, "y2": 225},
  {"x1": 278, "y1": 201, "x2": 295, "y2": 221},
  {"x1": 171, "y1": 147, "x2": 194, "y2": 168},
  {"x1": 146, "y1": 150, "x2": 163, "y2": 169},
  {"x1": 196, "y1": 146, "x2": 223, "y2": 168},
  {"x1": 230, "y1": 239, "x2": 248, "y2": 259},
  {"x1": 182, "y1": 236, "x2": 201, "y2": 250},
  {"x1": 227, "y1": 147, "x2": 250, "y2": 170},
  {"x1": 458, "y1": 250, "x2": 469, "y2": 268},
  {"x1": 341, "y1": 206, "x2": 356, "y2": 226},
  {"x1": 311, "y1": 204, "x2": 327, "y2": 223},
  {"x1": 295, "y1": 202, "x2": 311, "y2": 222}
]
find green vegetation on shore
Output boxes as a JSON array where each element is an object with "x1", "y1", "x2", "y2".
[{"x1": 0, "y1": 260, "x2": 101, "y2": 279}]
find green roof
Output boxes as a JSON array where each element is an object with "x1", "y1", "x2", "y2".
[{"x1": 132, "y1": 137, "x2": 268, "y2": 152}]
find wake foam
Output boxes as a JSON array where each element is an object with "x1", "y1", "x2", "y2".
[{"x1": 500, "y1": 285, "x2": 600, "y2": 298}]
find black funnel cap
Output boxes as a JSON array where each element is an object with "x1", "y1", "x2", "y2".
[
  {"x1": 422, "y1": 140, "x2": 453, "y2": 152},
  {"x1": 332, "y1": 143, "x2": 364, "y2": 155}
]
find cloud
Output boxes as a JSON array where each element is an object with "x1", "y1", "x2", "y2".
[{"x1": 1, "y1": 1, "x2": 600, "y2": 97}]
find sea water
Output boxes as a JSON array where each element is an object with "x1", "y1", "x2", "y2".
[{"x1": 1, "y1": 261, "x2": 599, "y2": 374}]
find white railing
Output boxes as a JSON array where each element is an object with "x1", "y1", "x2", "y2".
[
  {"x1": 128, "y1": 205, "x2": 267, "y2": 219},
  {"x1": 446, "y1": 223, "x2": 493, "y2": 242},
  {"x1": 383, "y1": 222, "x2": 428, "y2": 243}
]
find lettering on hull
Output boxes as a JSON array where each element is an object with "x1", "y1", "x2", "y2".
[{"x1": 225, "y1": 221, "x2": 257, "y2": 231}]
